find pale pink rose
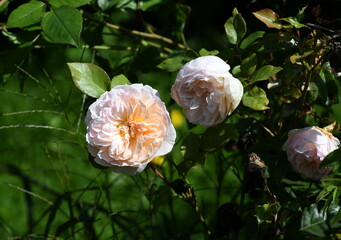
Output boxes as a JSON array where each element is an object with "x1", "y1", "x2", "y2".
[
  {"x1": 85, "y1": 84, "x2": 176, "y2": 175},
  {"x1": 284, "y1": 126, "x2": 340, "y2": 179},
  {"x1": 171, "y1": 56, "x2": 243, "y2": 126}
]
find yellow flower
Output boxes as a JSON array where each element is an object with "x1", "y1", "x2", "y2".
[
  {"x1": 151, "y1": 156, "x2": 165, "y2": 166},
  {"x1": 171, "y1": 109, "x2": 186, "y2": 128}
]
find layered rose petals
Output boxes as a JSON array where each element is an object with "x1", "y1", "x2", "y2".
[
  {"x1": 284, "y1": 126, "x2": 340, "y2": 179},
  {"x1": 171, "y1": 56, "x2": 243, "y2": 126},
  {"x1": 85, "y1": 84, "x2": 176, "y2": 175}
]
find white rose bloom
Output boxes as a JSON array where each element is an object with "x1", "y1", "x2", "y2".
[
  {"x1": 171, "y1": 56, "x2": 243, "y2": 126},
  {"x1": 284, "y1": 126, "x2": 340, "y2": 179},
  {"x1": 85, "y1": 84, "x2": 176, "y2": 175}
]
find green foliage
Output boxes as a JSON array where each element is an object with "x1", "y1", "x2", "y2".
[
  {"x1": 49, "y1": 0, "x2": 92, "y2": 8},
  {"x1": 199, "y1": 48, "x2": 219, "y2": 56},
  {"x1": 1, "y1": 1, "x2": 341, "y2": 239},
  {"x1": 224, "y1": 8, "x2": 247, "y2": 45},
  {"x1": 320, "y1": 148, "x2": 341, "y2": 172},
  {"x1": 41, "y1": 6, "x2": 83, "y2": 46},
  {"x1": 157, "y1": 56, "x2": 184, "y2": 72},
  {"x1": 67, "y1": 63, "x2": 111, "y2": 97},
  {"x1": 6, "y1": 1, "x2": 46, "y2": 29},
  {"x1": 111, "y1": 74, "x2": 131, "y2": 88},
  {"x1": 242, "y1": 86, "x2": 269, "y2": 110},
  {"x1": 240, "y1": 31, "x2": 265, "y2": 50},
  {"x1": 252, "y1": 8, "x2": 282, "y2": 29},
  {"x1": 250, "y1": 65, "x2": 282, "y2": 84}
]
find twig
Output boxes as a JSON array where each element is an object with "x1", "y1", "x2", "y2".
[
  {"x1": 81, "y1": 11, "x2": 189, "y2": 51},
  {"x1": 0, "y1": 124, "x2": 76, "y2": 135},
  {"x1": 4, "y1": 182, "x2": 53, "y2": 205}
]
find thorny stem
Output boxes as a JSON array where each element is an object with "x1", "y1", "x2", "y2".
[
  {"x1": 81, "y1": 11, "x2": 190, "y2": 51},
  {"x1": 150, "y1": 165, "x2": 211, "y2": 239}
]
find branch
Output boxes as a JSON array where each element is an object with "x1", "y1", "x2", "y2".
[{"x1": 81, "y1": 11, "x2": 189, "y2": 51}]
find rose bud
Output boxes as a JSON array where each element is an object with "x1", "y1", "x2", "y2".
[
  {"x1": 171, "y1": 56, "x2": 243, "y2": 126},
  {"x1": 284, "y1": 126, "x2": 340, "y2": 179},
  {"x1": 85, "y1": 84, "x2": 176, "y2": 175}
]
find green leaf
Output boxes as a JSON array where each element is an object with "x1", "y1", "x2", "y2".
[
  {"x1": 242, "y1": 86, "x2": 269, "y2": 110},
  {"x1": 234, "y1": 12, "x2": 247, "y2": 43},
  {"x1": 67, "y1": 63, "x2": 111, "y2": 98},
  {"x1": 200, "y1": 123, "x2": 236, "y2": 152},
  {"x1": 140, "y1": 0, "x2": 164, "y2": 11},
  {"x1": 320, "y1": 147, "x2": 341, "y2": 170},
  {"x1": 111, "y1": 74, "x2": 131, "y2": 88},
  {"x1": 252, "y1": 9, "x2": 282, "y2": 29},
  {"x1": 250, "y1": 65, "x2": 282, "y2": 84},
  {"x1": 0, "y1": 0, "x2": 9, "y2": 13},
  {"x1": 7, "y1": 1, "x2": 46, "y2": 29},
  {"x1": 49, "y1": 0, "x2": 92, "y2": 8},
  {"x1": 256, "y1": 203, "x2": 278, "y2": 223},
  {"x1": 241, "y1": 53, "x2": 257, "y2": 76},
  {"x1": 240, "y1": 31, "x2": 265, "y2": 50},
  {"x1": 231, "y1": 65, "x2": 242, "y2": 78},
  {"x1": 157, "y1": 56, "x2": 183, "y2": 72},
  {"x1": 178, "y1": 133, "x2": 206, "y2": 174},
  {"x1": 282, "y1": 17, "x2": 307, "y2": 29},
  {"x1": 332, "y1": 206, "x2": 341, "y2": 225},
  {"x1": 300, "y1": 203, "x2": 328, "y2": 238},
  {"x1": 224, "y1": 8, "x2": 247, "y2": 45},
  {"x1": 41, "y1": 6, "x2": 82, "y2": 47},
  {"x1": 224, "y1": 17, "x2": 237, "y2": 45},
  {"x1": 98, "y1": 0, "x2": 110, "y2": 10},
  {"x1": 199, "y1": 48, "x2": 219, "y2": 56},
  {"x1": 297, "y1": 6, "x2": 308, "y2": 22}
]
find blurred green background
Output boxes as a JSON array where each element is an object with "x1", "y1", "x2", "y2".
[{"x1": 1, "y1": 0, "x2": 341, "y2": 239}]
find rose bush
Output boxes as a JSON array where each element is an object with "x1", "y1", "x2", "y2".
[
  {"x1": 171, "y1": 56, "x2": 243, "y2": 126},
  {"x1": 85, "y1": 84, "x2": 176, "y2": 175},
  {"x1": 284, "y1": 126, "x2": 340, "y2": 179}
]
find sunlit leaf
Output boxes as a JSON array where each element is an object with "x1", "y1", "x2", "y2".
[
  {"x1": 252, "y1": 9, "x2": 282, "y2": 29},
  {"x1": 234, "y1": 12, "x2": 247, "y2": 43},
  {"x1": 282, "y1": 17, "x2": 307, "y2": 29},
  {"x1": 199, "y1": 48, "x2": 219, "y2": 56},
  {"x1": 97, "y1": 0, "x2": 110, "y2": 10},
  {"x1": 7, "y1": 1, "x2": 46, "y2": 29},
  {"x1": 250, "y1": 65, "x2": 282, "y2": 84},
  {"x1": 240, "y1": 31, "x2": 265, "y2": 49},
  {"x1": 232, "y1": 65, "x2": 241, "y2": 78},
  {"x1": 111, "y1": 74, "x2": 131, "y2": 88},
  {"x1": 241, "y1": 53, "x2": 257, "y2": 76},
  {"x1": 49, "y1": 0, "x2": 91, "y2": 8},
  {"x1": 41, "y1": 6, "x2": 82, "y2": 47},
  {"x1": 224, "y1": 8, "x2": 247, "y2": 45},
  {"x1": 67, "y1": 63, "x2": 111, "y2": 98},
  {"x1": 140, "y1": 0, "x2": 164, "y2": 11},
  {"x1": 297, "y1": 6, "x2": 308, "y2": 22},
  {"x1": 242, "y1": 86, "x2": 269, "y2": 110},
  {"x1": 224, "y1": 17, "x2": 237, "y2": 45},
  {"x1": 157, "y1": 56, "x2": 183, "y2": 72}
]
